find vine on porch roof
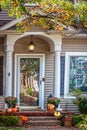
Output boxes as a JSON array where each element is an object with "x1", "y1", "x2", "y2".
[{"x1": 0, "y1": 0, "x2": 87, "y2": 32}]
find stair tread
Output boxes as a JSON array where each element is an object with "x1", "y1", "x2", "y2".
[{"x1": 28, "y1": 116, "x2": 59, "y2": 120}]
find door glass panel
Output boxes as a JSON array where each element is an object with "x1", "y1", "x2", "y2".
[{"x1": 20, "y1": 58, "x2": 40, "y2": 106}]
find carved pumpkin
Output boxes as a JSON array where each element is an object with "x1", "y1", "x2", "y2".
[
  {"x1": 54, "y1": 111, "x2": 61, "y2": 117},
  {"x1": 20, "y1": 116, "x2": 28, "y2": 122},
  {"x1": 47, "y1": 104, "x2": 55, "y2": 111}
]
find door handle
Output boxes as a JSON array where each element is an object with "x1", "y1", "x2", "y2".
[{"x1": 42, "y1": 78, "x2": 45, "y2": 82}]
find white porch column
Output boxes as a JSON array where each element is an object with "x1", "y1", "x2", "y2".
[
  {"x1": 5, "y1": 45, "x2": 13, "y2": 97},
  {"x1": 54, "y1": 51, "x2": 61, "y2": 98}
]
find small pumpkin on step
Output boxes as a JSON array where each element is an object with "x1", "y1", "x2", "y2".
[
  {"x1": 47, "y1": 103, "x2": 55, "y2": 111},
  {"x1": 54, "y1": 111, "x2": 61, "y2": 118},
  {"x1": 20, "y1": 116, "x2": 28, "y2": 122}
]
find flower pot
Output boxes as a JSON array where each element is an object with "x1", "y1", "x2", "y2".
[
  {"x1": 55, "y1": 103, "x2": 59, "y2": 109},
  {"x1": 7, "y1": 104, "x2": 16, "y2": 108},
  {"x1": 64, "y1": 115, "x2": 73, "y2": 127}
]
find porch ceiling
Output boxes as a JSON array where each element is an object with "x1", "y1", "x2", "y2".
[{"x1": 15, "y1": 34, "x2": 55, "y2": 52}]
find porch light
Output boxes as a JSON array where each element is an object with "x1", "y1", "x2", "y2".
[{"x1": 28, "y1": 35, "x2": 35, "y2": 52}]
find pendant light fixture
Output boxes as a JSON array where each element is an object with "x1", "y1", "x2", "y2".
[{"x1": 28, "y1": 35, "x2": 35, "y2": 52}]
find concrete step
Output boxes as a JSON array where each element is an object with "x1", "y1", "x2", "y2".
[
  {"x1": 26, "y1": 116, "x2": 61, "y2": 126},
  {"x1": 4, "y1": 110, "x2": 54, "y2": 116},
  {"x1": 27, "y1": 120, "x2": 61, "y2": 126},
  {"x1": 28, "y1": 116, "x2": 58, "y2": 121}
]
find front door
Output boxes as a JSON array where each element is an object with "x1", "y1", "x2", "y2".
[{"x1": 15, "y1": 54, "x2": 45, "y2": 109}]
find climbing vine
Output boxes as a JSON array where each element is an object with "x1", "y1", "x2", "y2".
[{"x1": 0, "y1": 0, "x2": 87, "y2": 32}]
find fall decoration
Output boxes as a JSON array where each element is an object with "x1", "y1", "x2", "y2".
[
  {"x1": 6, "y1": 108, "x2": 17, "y2": 113},
  {"x1": 1, "y1": 0, "x2": 87, "y2": 32},
  {"x1": 54, "y1": 111, "x2": 61, "y2": 118},
  {"x1": 47, "y1": 103, "x2": 55, "y2": 111},
  {"x1": 48, "y1": 97, "x2": 60, "y2": 106},
  {"x1": 20, "y1": 116, "x2": 28, "y2": 122},
  {"x1": 5, "y1": 96, "x2": 18, "y2": 108}
]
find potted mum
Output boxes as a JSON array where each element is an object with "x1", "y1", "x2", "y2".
[
  {"x1": 5, "y1": 96, "x2": 18, "y2": 108},
  {"x1": 48, "y1": 97, "x2": 60, "y2": 109}
]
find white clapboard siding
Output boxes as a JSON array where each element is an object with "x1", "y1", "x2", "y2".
[
  {"x1": 0, "y1": 96, "x2": 5, "y2": 110},
  {"x1": 62, "y1": 39, "x2": 87, "y2": 53},
  {"x1": 44, "y1": 53, "x2": 54, "y2": 108},
  {"x1": 60, "y1": 98, "x2": 80, "y2": 114}
]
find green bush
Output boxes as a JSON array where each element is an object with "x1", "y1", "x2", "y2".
[
  {"x1": 0, "y1": 116, "x2": 19, "y2": 127},
  {"x1": 78, "y1": 97, "x2": 87, "y2": 114},
  {"x1": 77, "y1": 115, "x2": 87, "y2": 130},
  {"x1": 73, "y1": 115, "x2": 82, "y2": 125},
  {"x1": 71, "y1": 88, "x2": 87, "y2": 114}
]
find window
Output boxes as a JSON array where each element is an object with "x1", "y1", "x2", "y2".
[{"x1": 64, "y1": 52, "x2": 87, "y2": 98}]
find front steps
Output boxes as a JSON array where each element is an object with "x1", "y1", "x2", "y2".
[
  {"x1": 27, "y1": 116, "x2": 61, "y2": 126},
  {"x1": 4, "y1": 110, "x2": 61, "y2": 126},
  {"x1": 3, "y1": 110, "x2": 74, "y2": 127}
]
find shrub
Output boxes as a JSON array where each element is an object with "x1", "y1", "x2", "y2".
[
  {"x1": 70, "y1": 88, "x2": 87, "y2": 114},
  {"x1": 73, "y1": 115, "x2": 83, "y2": 125},
  {"x1": 77, "y1": 115, "x2": 87, "y2": 130},
  {"x1": 0, "y1": 116, "x2": 19, "y2": 126},
  {"x1": 78, "y1": 97, "x2": 87, "y2": 114}
]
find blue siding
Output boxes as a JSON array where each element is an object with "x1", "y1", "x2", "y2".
[{"x1": 60, "y1": 56, "x2": 65, "y2": 96}]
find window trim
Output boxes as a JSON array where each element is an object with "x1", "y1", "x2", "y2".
[{"x1": 64, "y1": 52, "x2": 87, "y2": 98}]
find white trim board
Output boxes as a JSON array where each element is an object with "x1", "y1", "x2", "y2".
[{"x1": 14, "y1": 54, "x2": 45, "y2": 109}]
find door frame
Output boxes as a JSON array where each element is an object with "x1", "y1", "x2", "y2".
[{"x1": 14, "y1": 54, "x2": 45, "y2": 109}]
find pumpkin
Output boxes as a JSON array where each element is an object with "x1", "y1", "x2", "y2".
[
  {"x1": 20, "y1": 116, "x2": 28, "y2": 122},
  {"x1": 7, "y1": 108, "x2": 16, "y2": 112},
  {"x1": 54, "y1": 111, "x2": 61, "y2": 117},
  {"x1": 11, "y1": 108, "x2": 17, "y2": 112},
  {"x1": 47, "y1": 104, "x2": 55, "y2": 111}
]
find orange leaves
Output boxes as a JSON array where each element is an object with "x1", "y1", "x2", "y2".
[{"x1": 55, "y1": 25, "x2": 64, "y2": 31}]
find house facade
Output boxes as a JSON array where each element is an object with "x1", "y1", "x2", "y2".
[{"x1": 0, "y1": 9, "x2": 87, "y2": 113}]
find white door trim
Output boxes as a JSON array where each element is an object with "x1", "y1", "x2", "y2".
[{"x1": 14, "y1": 54, "x2": 45, "y2": 109}]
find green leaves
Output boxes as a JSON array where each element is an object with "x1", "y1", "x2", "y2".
[{"x1": 1, "y1": 0, "x2": 87, "y2": 32}]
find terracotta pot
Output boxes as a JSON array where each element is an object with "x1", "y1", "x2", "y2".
[{"x1": 64, "y1": 115, "x2": 73, "y2": 127}]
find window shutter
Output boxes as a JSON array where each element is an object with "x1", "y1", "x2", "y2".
[
  {"x1": 60, "y1": 56, "x2": 65, "y2": 96},
  {"x1": 0, "y1": 56, "x2": 3, "y2": 95}
]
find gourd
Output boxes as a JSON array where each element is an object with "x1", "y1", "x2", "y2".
[
  {"x1": 54, "y1": 111, "x2": 61, "y2": 117},
  {"x1": 47, "y1": 104, "x2": 55, "y2": 111}
]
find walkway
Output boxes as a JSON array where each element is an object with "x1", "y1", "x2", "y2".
[{"x1": 25, "y1": 126, "x2": 79, "y2": 130}]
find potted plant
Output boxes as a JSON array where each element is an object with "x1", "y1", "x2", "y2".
[
  {"x1": 5, "y1": 96, "x2": 18, "y2": 108},
  {"x1": 48, "y1": 97, "x2": 60, "y2": 109}
]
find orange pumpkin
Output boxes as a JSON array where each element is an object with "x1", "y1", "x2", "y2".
[
  {"x1": 20, "y1": 116, "x2": 28, "y2": 122},
  {"x1": 47, "y1": 104, "x2": 55, "y2": 111},
  {"x1": 7, "y1": 108, "x2": 17, "y2": 113},
  {"x1": 11, "y1": 108, "x2": 17, "y2": 112}
]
